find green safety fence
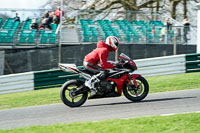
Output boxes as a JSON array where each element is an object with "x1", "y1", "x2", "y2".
[
  {"x1": 186, "y1": 53, "x2": 200, "y2": 73},
  {"x1": 33, "y1": 69, "x2": 84, "y2": 90}
]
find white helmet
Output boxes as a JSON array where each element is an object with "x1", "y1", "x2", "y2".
[{"x1": 106, "y1": 36, "x2": 119, "y2": 51}]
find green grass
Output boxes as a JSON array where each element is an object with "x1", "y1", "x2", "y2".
[
  {"x1": 146, "y1": 72, "x2": 200, "y2": 93},
  {"x1": 1, "y1": 112, "x2": 200, "y2": 133},
  {"x1": 0, "y1": 87, "x2": 60, "y2": 110},
  {"x1": 0, "y1": 72, "x2": 200, "y2": 110}
]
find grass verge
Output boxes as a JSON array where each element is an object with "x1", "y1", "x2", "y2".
[
  {"x1": 0, "y1": 112, "x2": 200, "y2": 133},
  {"x1": 0, "y1": 72, "x2": 200, "y2": 110}
]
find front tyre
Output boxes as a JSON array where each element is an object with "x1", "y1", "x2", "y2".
[
  {"x1": 123, "y1": 76, "x2": 149, "y2": 102},
  {"x1": 60, "y1": 80, "x2": 88, "y2": 107}
]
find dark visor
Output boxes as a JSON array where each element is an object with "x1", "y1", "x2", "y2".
[{"x1": 115, "y1": 41, "x2": 119, "y2": 47}]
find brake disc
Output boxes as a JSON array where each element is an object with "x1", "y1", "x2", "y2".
[{"x1": 129, "y1": 82, "x2": 143, "y2": 96}]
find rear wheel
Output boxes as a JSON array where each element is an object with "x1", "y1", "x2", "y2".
[
  {"x1": 123, "y1": 76, "x2": 149, "y2": 102},
  {"x1": 60, "y1": 80, "x2": 88, "y2": 107}
]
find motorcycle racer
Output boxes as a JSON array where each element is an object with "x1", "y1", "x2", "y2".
[{"x1": 83, "y1": 36, "x2": 119, "y2": 97}]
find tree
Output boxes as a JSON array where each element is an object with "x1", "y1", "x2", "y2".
[
  {"x1": 183, "y1": 0, "x2": 187, "y2": 19},
  {"x1": 43, "y1": 0, "x2": 199, "y2": 24},
  {"x1": 43, "y1": 0, "x2": 167, "y2": 24},
  {"x1": 169, "y1": 0, "x2": 181, "y2": 19}
]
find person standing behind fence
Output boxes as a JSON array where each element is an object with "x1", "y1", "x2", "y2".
[
  {"x1": 160, "y1": 27, "x2": 166, "y2": 42},
  {"x1": 55, "y1": 7, "x2": 64, "y2": 25},
  {"x1": 183, "y1": 18, "x2": 190, "y2": 44},
  {"x1": 164, "y1": 18, "x2": 172, "y2": 43}
]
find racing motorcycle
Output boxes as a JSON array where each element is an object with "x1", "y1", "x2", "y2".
[{"x1": 58, "y1": 53, "x2": 149, "y2": 107}]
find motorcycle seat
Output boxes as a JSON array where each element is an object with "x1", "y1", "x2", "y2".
[{"x1": 77, "y1": 66, "x2": 95, "y2": 75}]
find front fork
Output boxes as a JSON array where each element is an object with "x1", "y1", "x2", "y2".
[
  {"x1": 127, "y1": 75, "x2": 141, "y2": 96},
  {"x1": 128, "y1": 75, "x2": 138, "y2": 88}
]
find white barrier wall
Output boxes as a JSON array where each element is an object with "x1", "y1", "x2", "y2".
[
  {"x1": 133, "y1": 54, "x2": 186, "y2": 77},
  {"x1": 0, "y1": 72, "x2": 34, "y2": 94}
]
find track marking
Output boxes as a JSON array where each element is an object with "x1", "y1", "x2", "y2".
[{"x1": 160, "y1": 111, "x2": 200, "y2": 116}]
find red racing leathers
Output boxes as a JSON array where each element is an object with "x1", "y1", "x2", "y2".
[{"x1": 84, "y1": 41, "x2": 114, "y2": 70}]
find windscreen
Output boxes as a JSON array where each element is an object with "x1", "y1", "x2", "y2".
[{"x1": 119, "y1": 53, "x2": 131, "y2": 60}]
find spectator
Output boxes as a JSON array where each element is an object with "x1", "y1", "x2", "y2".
[
  {"x1": 30, "y1": 19, "x2": 38, "y2": 30},
  {"x1": 152, "y1": 27, "x2": 155, "y2": 35},
  {"x1": 40, "y1": 18, "x2": 51, "y2": 30},
  {"x1": 164, "y1": 18, "x2": 172, "y2": 43},
  {"x1": 165, "y1": 18, "x2": 172, "y2": 31},
  {"x1": 43, "y1": 10, "x2": 49, "y2": 18},
  {"x1": 183, "y1": 18, "x2": 190, "y2": 44},
  {"x1": 151, "y1": 26, "x2": 155, "y2": 43},
  {"x1": 48, "y1": 12, "x2": 53, "y2": 24},
  {"x1": 52, "y1": 12, "x2": 58, "y2": 24},
  {"x1": 14, "y1": 13, "x2": 20, "y2": 22},
  {"x1": 160, "y1": 27, "x2": 166, "y2": 42},
  {"x1": 39, "y1": 24, "x2": 44, "y2": 30},
  {"x1": 25, "y1": 17, "x2": 31, "y2": 22},
  {"x1": 174, "y1": 26, "x2": 181, "y2": 43},
  {"x1": 55, "y1": 7, "x2": 64, "y2": 25}
]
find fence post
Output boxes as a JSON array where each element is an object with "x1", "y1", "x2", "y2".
[{"x1": 173, "y1": 34, "x2": 177, "y2": 55}]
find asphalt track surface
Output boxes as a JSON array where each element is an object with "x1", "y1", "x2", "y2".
[{"x1": 0, "y1": 89, "x2": 200, "y2": 129}]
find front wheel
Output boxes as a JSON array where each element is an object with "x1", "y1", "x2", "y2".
[
  {"x1": 123, "y1": 76, "x2": 149, "y2": 102},
  {"x1": 60, "y1": 80, "x2": 88, "y2": 107}
]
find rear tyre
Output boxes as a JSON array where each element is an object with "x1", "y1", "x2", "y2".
[
  {"x1": 60, "y1": 80, "x2": 88, "y2": 107},
  {"x1": 123, "y1": 76, "x2": 149, "y2": 102}
]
